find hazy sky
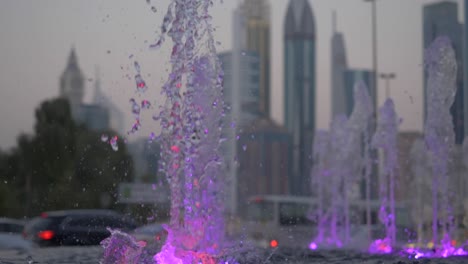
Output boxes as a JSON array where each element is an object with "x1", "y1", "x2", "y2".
[{"x1": 0, "y1": 0, "x2": 465, "y2": 149}]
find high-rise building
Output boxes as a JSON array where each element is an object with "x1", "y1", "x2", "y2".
[
  {"x1": 343, "y1": 69, "x2": 376, "y2": 117},
  {"x1": 284, "y1": 0, "x2": 316, "y2": 195},
  {"x1": 60, "y1": 48, "x2": 84, "y2": 120},
  {"x1": 423, "y1": 1, "x2": 465, "y2": 144},
  {"x1": 330, "y1": 11, "x2": 348, "y2": 118},
  {"x1": 237, "y1": 118, "x2": 291, "y2": 215},
  {"x1": 93, "y1": 68, "x2": 125, "y2": 134},
  {"x1": 219, "y1": 51, "x2": 260, "y2": 128},
  {"x1": 240, "y1": 0, "x2": 270, "y2": 117},
  {"x1": 59, "y1": 48, "x2": 110, "y2": 132}
]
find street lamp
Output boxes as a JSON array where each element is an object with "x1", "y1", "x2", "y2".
[
  {"x1": 379, "y1": 73, "x2": 396, "y2": 99},
  {"x1": 363, "y1": 0, "x2": 378, "y2": 246}
]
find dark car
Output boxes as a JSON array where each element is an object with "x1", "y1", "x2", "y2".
[{"x1": 23, "y1": 209, "x2": 137, "y2": 246}]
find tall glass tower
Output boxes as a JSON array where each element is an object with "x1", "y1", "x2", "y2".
[
  {"x1": 241, "y1": 0, "x2": 271, "y2": 117},
  {"x1": 330, "y1": 11, "x2": 348, "y2": 118},
  {"x1": 284, "y1": 0, "x2": 316, "y2": 195}
]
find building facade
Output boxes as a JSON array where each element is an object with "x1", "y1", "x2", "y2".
[
  {"x1": 423, "y1": 1, "x2": 465, "y2": 144},
  {"x1": 284, "y1": 0, "x2": 316, "y2": 195},
  {"x1": 60, "y1": 48, "x2": 110, "y2": 132},
  {"x1": 219, "y1": 51, "x2": 261, "y2": 128},
  {"x1": 237, "y1": 118, "x2": 291, "y2": 215},
  {"x1": 240, "y1": 0, "x2": 271, "y2": 117},
  {"x1": 93, "y1": 68, "x2": 125, "y2": 134}
]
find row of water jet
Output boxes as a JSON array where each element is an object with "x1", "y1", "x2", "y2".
[
  {"x1": 369, "y1": 98, "x2": 399, "y2": 254},
  {"x1": 102, "y1": 0, "x2": 231, "y2": 263},
  {"x1": 310, "y1": 81, "x2": 373, "y2": 250},
  {"x1": 401, "y1": 36, "x2": 468, "y2": 258}
]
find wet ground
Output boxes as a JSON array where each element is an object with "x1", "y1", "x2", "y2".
[{"x1": 0, "y1": 246, "x2": 467, "y2": 264}]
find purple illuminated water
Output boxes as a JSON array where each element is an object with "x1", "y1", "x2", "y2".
[
  {"x1": 310, "y1": 81, "x2": 373, "y2": 249},
  {"x1": 371, "y1": 98, "x2": 399, "y2": 253},
  {"x1": 401, "y1": 36, "x2": 468, "y2": 258}
]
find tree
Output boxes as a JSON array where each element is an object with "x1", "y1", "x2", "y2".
[{"x1": 0, "y1": 97, "x2": 134, "y2": 217}]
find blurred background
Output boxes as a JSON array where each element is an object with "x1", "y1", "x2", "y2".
[{"x1": 0, "y1": 0, "x2": 467, "y2": 250}]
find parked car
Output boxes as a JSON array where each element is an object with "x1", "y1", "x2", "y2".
[
  {"x1": 131, "y1": 222, "x2": 167, "y2": 250},
  {"x1": 0, "y1": 218, "x2": 24, "y2": 234},
  {"x1": 0, "y1": 218, "x2": 31, "y2": 250},
  {"x1": 23, "y1": 209, "x2": 137, "y2": 246}
]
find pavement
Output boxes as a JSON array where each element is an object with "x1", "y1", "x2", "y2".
[{"x1": 1, "y1": 246, "x2": 467, "y2": 263}]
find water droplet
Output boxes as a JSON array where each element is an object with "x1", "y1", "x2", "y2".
[
  {"x1": 141, "y1": 100, "x2": 151, "y2": 109},
  {"x1": 241, "y1": 51, "x2": 246, "y2": 56},
  {"x1": 134, "y1": 61, "x2": 141, "y2": 72},
  {"x1": 151, "y1": 6, "x2": 157, "y2": 13},
  {"x1": 135, "y1": 74, "x2": 148, "y2": 92},
  {"x1": 242, "y1": 145, "x2": 247, "y2": 151},
  {"x1": 130, "y1": 98, "x2": 141, "y2": 117},
  {"x1": 26, "y1": 256, "x2": 33, "y2": 264},
  {"x1": 110, "y1": 136, "x2": 119, "y2": 151},
  {"x1": 101, "y1": 134, "x2": 109, "y2": 142}
]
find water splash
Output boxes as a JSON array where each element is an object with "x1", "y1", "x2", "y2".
[
  {"x1": 424, "y1": 36, "x2": 457, "y2": 249},
  {"x1": 310, "y1": 81, "x2": 373, "y2": 250},
  {"x1": 110, "y1": 136, "x2": 119, "y2": 151},
  {"x1": 101, "y1": 134, "x2": 109, "y2": 142},
  {"x1": 400, "y1": 36, "x2": 468, "y2": 259},
  {"x1": 371, "y1": 98, "x2": 399, "y2": 253},
  {"x1": 101, "y1": 229, "x2": 146, "y2": 264},
  {"x1": 150, "y1": 0, "x2": 227, "y2": 262}
]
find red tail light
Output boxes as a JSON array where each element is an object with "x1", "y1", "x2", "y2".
[
  {"x1": 38, "y1": 230, "x2": 54, "y2": 240},
  {"x1": 270, "y1": 239, "x2": 278, "y2": 248}
]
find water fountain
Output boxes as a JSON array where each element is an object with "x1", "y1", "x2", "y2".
[
  {"x1": 310, "y1": 81, "x2": 373, "y2": 250},
  {"x1": 401, "y1": 36, "x2": 468, "y2": 259},
  {"x1": 100, "y1": 1, "x2": 468, "y2": 262},
  {"x1": 102, "y1": 0, "x2": 231, "y2": 263},
  {"x1": 369, "y1": 98, "x2": 399, "y2": 254}
]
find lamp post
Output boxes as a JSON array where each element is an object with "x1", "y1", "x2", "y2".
[
  {"x1": 363, "y1": 0, "x2": 378, "y2": 246},
  {"x1": 379, "y1": 73, "x2": 396, "y2": 99}
]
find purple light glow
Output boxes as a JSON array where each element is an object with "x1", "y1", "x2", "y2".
[
  {"x1": 368, "y1": 239, "x2": 392, "y2": 254},
  {"x1": 309, "y1": 242, "x2": 317, "y2": 250},
  {"x1": 401, "y1": 242, "x2": 468, "y2": 259}
]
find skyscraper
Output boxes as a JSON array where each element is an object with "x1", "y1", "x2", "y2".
[
  {"x1": 60, "y1": 48, "x2": 84, "y2": 119},
  {"x1": 59, "y1": 48, "x2": 110, "y2": 132},
  {"x1": 330, "y1": 11, "x2": 348, "y2": 118},
  {"x1": 284, "y1": 0, "x2": 316, "y2": 195},
  {"x1": 219, "y1": 51, "x2": 260, "y2": 128},
  {"x1": 241, "y1": 0, "x2": 270, "y2": 117},
  {"x1": 423, "y1": 1, "x2": 465, "y2": 144}
]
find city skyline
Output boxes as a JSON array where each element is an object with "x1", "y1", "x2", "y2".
[{"x1": 0, "y1": 0, "x2": 465, "y2": 149}]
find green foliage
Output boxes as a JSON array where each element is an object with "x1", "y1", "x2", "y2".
[{"x1": 0, "y1": 98, "x2": 134, "y2": 217}]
